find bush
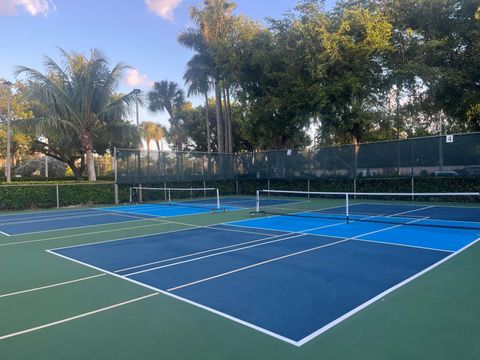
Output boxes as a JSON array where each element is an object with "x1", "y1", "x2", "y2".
[{"x1": 0, "y1": 182, "x2": 117, "y2": 210}]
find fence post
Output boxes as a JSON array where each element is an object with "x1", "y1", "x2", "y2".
[
  {"x1": 56, "y1": 184, "x2": 60, "y2": 209},
  {"x1": 353, "y1": 178, "x2": 357, "y2": 199},
  {"x1": 236, "y1": 180, "x2": 239, "y2": 196},
  {"x1": 411, "y1": 177, "x2": 415, "y2": 201},
  {"x1": 113, "y1": 147, "x2": 118, "y2": 184},
  {"x1": 114, "y1": 183, "x2": 119, "y2": 204},
  {"x1": 307, "y1": 179, "x2": 311, "y2": 198}
]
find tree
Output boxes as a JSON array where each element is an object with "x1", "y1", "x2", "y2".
[
  {"x1": 184, "y1": 0, "x2": 238, "y2": 153},
  {"x1": 183, "y1": 53, "x2": 213, "y2": 152},
  {"x1": 141, "y1": 121, "x2": 164, "y2": 152},
  {"x1": 311, "y1": 5, "x2": 393, "y2": 144},
  {"x1": 148, "y1": 80, "x2": 186, "y2": 151},
  {"x1": 0, "y1": 81, "x2": 35, "y2": 171},
  {"x1": 15, "y1": 49, "x2": 140, "y2": 181}
]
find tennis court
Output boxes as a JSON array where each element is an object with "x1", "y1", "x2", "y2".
[
  {"x1": 0, "y1": 195, "x2": 284, "y2": 236},
  {"x1": 0, "y1": 190, "x2": 479, "y2": 359}
]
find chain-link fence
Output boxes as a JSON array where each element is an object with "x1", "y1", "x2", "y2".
[{"x1": 115, "y1": 132, "x2": 480, "y2": 184}]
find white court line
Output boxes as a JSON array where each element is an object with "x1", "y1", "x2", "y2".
[
  {"x1": 46, "y1": 250, "x2": 299, "y2": 346},
  {"x1": 117, "y1": 213, "x2": 415, "y2": 275},
  {"x1": 164, "y1": 218, "x2": 428, "y2": 291},
  {"x1": 296, "y1": 237, "x2": 480, "y2": 346},
  {"x1": 0, "y1": 230, "x2": 11, "y2": 237},
  {"x1": 0, "y1": 293, "x2": 158, "y2": 341},
  {"x1": 45, "y1": 234, "x2": 480, "y2": 347},
  {"x1": 0, "y1": 208, "x2": 96, "y2": 220},
  {"x1": 0, "y1": 222, "x2": 176, "y2": 247},
  {"x1": 125, "y1": 214, "x2": 405, "y2": 277},
  {"x1": 166, "y1": 238, "x2": 350, "y2": 292},
  {"x1": 3, "y1": 213, "x2": 169, "y2": 237},
  {"x1": 0, "y1": 211, "x2": 139, "y2": 226},
  {"x1": 0, "y1": 274, "x2": 105, "y2": 299},
  {"x1": 124, "y1": 233, "x2": 306, "y2": 277},
  {"x1": 115, "y1": 231, "x2": 293, "y2": 273},
  {"x1": 350, "y1": 238, "x2": 454, "y2": 254},
  {"x1": 48, "y1": 223, "x2": 282, "y2": 254}
]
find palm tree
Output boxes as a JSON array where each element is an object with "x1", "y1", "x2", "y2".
[
  {"x1": 141, "y1": 121, "x2": 164, "y2": 152},
  {"x1": 140, "y1": 121, "x2": 164, "y2": 177},
  {"x1": 179, "y1": 1, "x2": 237, "y2": 154},
  {"x1": 148, "y1": 81, "x2": 185, "y2": 150},
  {"x1": 15, "y1": 49, "x2": 138, "y2": 181},
  {"x1": 183, "y1": 53, "x2": 212, "y2": 152}
]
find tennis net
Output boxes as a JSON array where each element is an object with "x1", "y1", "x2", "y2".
[
  {"x1": 254, "y1": 190, "x2": 480, "y2": 230},
  {"x1": 130, "y1": 186, "x2": 221, "y2": 210}
]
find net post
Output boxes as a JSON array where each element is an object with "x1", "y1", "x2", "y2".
[
  {"x1": 256, "y1": 190, "x2": 260, "y2": 213},
  {"x1": 168, "y1": 189, "x2": 171, "y2": 204},
  {"x1": 216, "y1": 188, "x2": 220, "y2": 210},
  {"x1": 129, "y1": 187, "x2": 133, "y2": 203},
  {"x1": 345, "y1": 193, "x2": 350, "y2": 224},
  {"x1": 307, "y1": 179, "x2": 311, "y2": 199},
  {"x1": 139, "y1": 184, "x2": 143, "y2": 203},
  {"x1": 56, "y1": 184, "x2": 60, "y2": 209}
]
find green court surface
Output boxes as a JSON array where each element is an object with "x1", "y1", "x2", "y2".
[{"x1": 0, "y1": 203, "x2": 479, "y2": 360}]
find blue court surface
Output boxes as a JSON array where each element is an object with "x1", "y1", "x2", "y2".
[
  {"x1": 48, "y1": 214, "x2": 480, "y2": 346},
  {"x1": 0, "y1": 197, "x2": 297, "y2": 236}
]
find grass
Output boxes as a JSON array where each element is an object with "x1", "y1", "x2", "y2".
[{"x1": 0, "y1": 201, "x2": 479, "y2": 359}]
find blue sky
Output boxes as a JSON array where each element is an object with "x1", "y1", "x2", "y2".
[{"x1": 0, "y1": 0, "x2": 335, "y2": 126}]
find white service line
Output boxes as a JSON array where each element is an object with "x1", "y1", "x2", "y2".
[
  {"x1": 124, "y1": 232, "x2": 307, "y2": 277},
  {"x1": 0, "y1": 293, "x2": 158, "y2": 341},
  {"x1": 296, "y1": 237, "x2": 480, "y2": 346},
  {"x1": 115, "y1": 231, "x2": 294, "y2": 273},
  {"x1": 389, "y1": 205, "x2": 434, "y2": 216},
  {"x1": 167, "y1": 238, "x2": 350, "y2": 292},
  {"x1": 0, "y1": 222, "x2": 175, "y2": 247},
  {"x1": 117, "y1": 214, "x2": 403, "y2": 275},
  {"x1": 0, "y1": 230, "x2": 11, "y2": 237},
  {"x1": 164, "y1": 217, "x2": 430, "y2": 291},
  {"x1": 0, "y1": 211, "x2": 137, "y2": 226},
  {"x1": 47, "y1": 249, "x2": 299, "y2": 346},
  {"x1": 0, "y1": 274, "x2": 105, "y2": 299}
]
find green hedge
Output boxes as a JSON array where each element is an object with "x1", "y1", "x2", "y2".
[
  {"x1": 0, "y1": 183, "x2": 118, "y2": 210},
  {"x1": 1, "y1": 177, "x2": 479, "y2": 211}
]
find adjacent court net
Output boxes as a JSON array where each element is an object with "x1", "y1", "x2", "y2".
[
  {"x1": 254, "y1": 190, "x2": 480, "y2": 230},
  {"x1": 130, "y1": 187, "x2": 221, "y2": 210}
]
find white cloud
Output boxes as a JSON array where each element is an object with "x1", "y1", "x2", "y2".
[
  {"x1": 145, "y1": 0, "x2": 181, "y2": 20},
  {"x1": 125, "y1": 69, "x2": 154, "y2": 89},
  {"x1": 0, "y1": 0, "x2": 55, "y2": 16}
]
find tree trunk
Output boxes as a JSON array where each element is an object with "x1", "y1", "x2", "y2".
[
  {"x1": 67, "y1": 160, "x2": 83, "y2": 181},
  {"x1": 226, "y1": 86, "x2": 233, "y2": 153},
  {"x1": 222, "y1": 86, "x2": 230, "y2": 153},
  {"x1": 80, "y1": 132, "x2": 96, "y2": 181},
  {"x1": 215, "y1": 79, "x2": 225, "y2": 153},
  {"x1": 205, "y1": 92, "x2": 211, "y2": 153}
]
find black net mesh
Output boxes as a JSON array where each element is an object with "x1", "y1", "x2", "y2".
[{"x1": 115, "y1": 132, "x2": 480, "y2": 184}]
